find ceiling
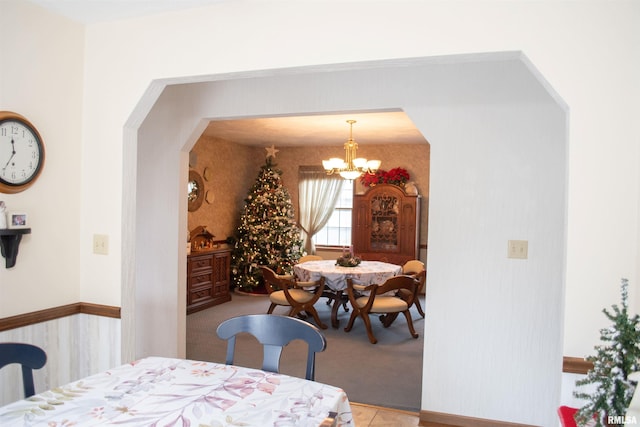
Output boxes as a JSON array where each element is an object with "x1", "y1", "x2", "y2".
[
  {"x1": 26, "y1": 1, "x2": 427, "y2": 147},
  {"x1": 29, "y1": 2, "x2": 429, "y2": 147},
  {"x1": 29, "y1": 0, "x2": 227, "y2": 24},
  {"x1": 202, "y1": 112, "x2": 428, "y2": 147}
]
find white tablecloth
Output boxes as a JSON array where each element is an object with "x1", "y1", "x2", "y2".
[
  {"x1": 294, "y1": 260, "x2": 402, "y2": 291},
  {"x1": 0, "y1": 357, "x2": 353, "y2": 426}
]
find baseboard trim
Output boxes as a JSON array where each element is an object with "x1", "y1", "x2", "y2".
[
  {"x1": 419, "y1": 410, "x2": 538, "y2": 427},
  {"x1": 0, "y1": 302, "x2": 121, "y2": 332}
]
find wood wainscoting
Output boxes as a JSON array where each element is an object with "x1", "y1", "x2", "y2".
[
  {"x1": 0, "y1": 302, "x2": 122, "y2": 406},
  {"x1": 0, "y1": 302, "x2": 120, "y2": 332}
]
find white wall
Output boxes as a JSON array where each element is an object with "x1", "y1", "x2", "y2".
[{"x1": 0, "y1": 2, "x2": 84, "y2": 313}]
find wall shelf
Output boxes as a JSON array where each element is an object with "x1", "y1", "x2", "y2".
[{"x1": 0, "y1": 228, "x2": 31, "y2": 268}]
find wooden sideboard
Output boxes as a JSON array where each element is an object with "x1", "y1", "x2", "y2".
[{"x1": 187, "y1": 247, "x2": 231, "y2": 314}]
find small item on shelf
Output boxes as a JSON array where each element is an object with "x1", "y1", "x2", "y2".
[
  {"x1": 0, "y1": 201, "x2": 6, "y2": 229},
  {"x1": 7, "y1": 211, "x2": 27, "y2": 229},
  {"x1": 189, "y1": 225, "x2": 216, "y2": 251}
]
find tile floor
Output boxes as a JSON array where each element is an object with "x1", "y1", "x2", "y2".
[{"x1": 350, "y1": 402, "x2": 421, "y2": 426}]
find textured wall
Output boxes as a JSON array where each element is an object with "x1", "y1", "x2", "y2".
[
  {"x1": 188, "y1": 138, "x2": 261, "y2": 243},
  {"x1": 189, "y1": 139, "x2": 430, "y2": 247}
]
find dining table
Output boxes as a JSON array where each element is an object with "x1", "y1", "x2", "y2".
[
  {"x1": 0, "y1": 356, "x2": 353, "y2": 426},
  {"x1": 294, "y1": 259, "x2": 403, "y2": 328}
]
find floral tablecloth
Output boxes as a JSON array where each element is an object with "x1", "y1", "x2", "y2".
[
  {"x1": 294, "y1": 260, "x2": 402, "y2": 291},
  {"x1": 0, "y1": 357, "x2": 353, "y2": 426}
]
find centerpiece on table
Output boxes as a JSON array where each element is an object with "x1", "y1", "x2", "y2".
[{"x1": 336, "y1": 248, "x2": 361, "y2": 267}]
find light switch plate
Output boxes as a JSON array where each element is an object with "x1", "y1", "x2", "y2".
[
  {"x1": 93, "y1": 234, "x2": 109, "y2": 255},
  {"x1": 508, "y1": 240, "x2": 528, "y2": 259}
]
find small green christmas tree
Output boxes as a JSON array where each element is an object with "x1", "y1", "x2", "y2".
[
  {"x1": 574, "y1": 278, "x2": 640, "y2": 426},
  {"x1": 231, "y1": 151, "x2": 303, "y2": 290}
]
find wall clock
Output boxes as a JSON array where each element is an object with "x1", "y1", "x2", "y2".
[{"x1": 0, "y1": 111, "x2": 45, "y2": 194}]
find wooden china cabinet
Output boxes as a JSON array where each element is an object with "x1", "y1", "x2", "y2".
[
  {"x1": 186, "y1": 247, "x2": 231, "y2": 314},
  {"x1": 352, "y1": 183, "x2": 421, "y2": 266}
]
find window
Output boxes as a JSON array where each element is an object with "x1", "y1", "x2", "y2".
[{"x1": 313, "y1": 180, "x2": 353, "y2": 247}]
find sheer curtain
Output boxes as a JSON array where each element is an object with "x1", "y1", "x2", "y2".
[{"x1": 298, "y1": 166, "x2": 344, "y2": 254}]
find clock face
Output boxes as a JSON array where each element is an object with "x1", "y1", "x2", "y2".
[{"x1": 0, "y1": 112, "x2": 45, "y2": 193}]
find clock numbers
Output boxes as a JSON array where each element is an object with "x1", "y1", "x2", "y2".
[{"x1": 0, "y1": 119, "x2": 43, "y2": 186}]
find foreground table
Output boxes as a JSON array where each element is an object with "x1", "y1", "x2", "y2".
[
  {"x1": 0, "y1": 357, "x2": 353, "y2": 426},
  {"x1": 294, "y1": 260, "x2": 402, "y2": 328}
]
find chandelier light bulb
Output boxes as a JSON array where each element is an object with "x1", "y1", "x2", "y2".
[{"x1": 322, "y1": 120, "x2": 381, "y2": 180}]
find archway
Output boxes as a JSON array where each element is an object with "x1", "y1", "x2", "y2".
[{"x1": 124, "y1": 52, "x2": 567, "y2": 425}]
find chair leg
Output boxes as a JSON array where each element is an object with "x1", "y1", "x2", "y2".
[
  {"x1": 414, "y1": 297, "x2": 425, "y2": 318},
  {"x1": 401, "y1": 310, "x2": 419, "y2": 339},
  {"x1": 267, "y1": 303, "x2": 277, "y2": 314},
  {"x1": 360, "y1": 313, "x2": 378, "y2": 344},
  {"x1": 344, "y1": 309, "x2": 359, "y2": 332},
  {"x1": 304, "y1": 305, "x2": 328, "y2": 330},
  {"x1": 380, "y1": 312, "x2": 400, "y2": 328},
  {"x1": 342, "y1": 300, "x2": 349, "y2": 312}
]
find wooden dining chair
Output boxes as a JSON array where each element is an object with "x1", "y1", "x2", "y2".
[
  {"x1": 260, "y1": 266, "x2": 328, "y2": 329},
  {"x1": 401, "y1": 259, "x2": 426, "y2": 318},
  {"x1": 344, "y1": 275, "x2": 420, "y2": 344},
  {"x1": 298, "y1": 255, "x2": 323, "y2": 263},
  {"x1": 216, "y1": 314, "x2": 327, "y2": 381},
  {"x1": 0, "y1": 342, "x2": 47, "y2": 398},
  {"x1": 379, "y1": 270, "x2": 426, "y2": 328},
  {"x1": 297, "y1": 255, "x2": 348, "y2": 316}
]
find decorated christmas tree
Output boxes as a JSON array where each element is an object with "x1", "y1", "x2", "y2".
[
  {"x1": 230, "y1": 147, "x2": 303, "y2": 290},
  {"x1": 574, "y1": 278, "x2": 640, "y2": 426}
]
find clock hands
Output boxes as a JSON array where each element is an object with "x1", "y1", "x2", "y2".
[{"x1": 2, "y1": 137, "x2": 17, "y2": 173}]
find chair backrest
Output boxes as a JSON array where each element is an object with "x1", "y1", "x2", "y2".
[
  {"x1": 299, "y1": 255, "x2": 323, "y2": 263},
  {"x1": 402, "y1": 260, "x2": 425, "y2": 274},
  {"x1": 216, "y1": 314, "x2": 327, "y2": 381},
  {"x1": 0, "y1": 342, "x2": 47, "y2": 398},
  {"x1": 377, "y1": 274, "x2": 419, "y2": 294},
  {"x1": 260, "y1": 266, "x2": 290, "y2": 293},
  {"x1": 402, "y1": 260, "x2": 427, "y2": 295}
]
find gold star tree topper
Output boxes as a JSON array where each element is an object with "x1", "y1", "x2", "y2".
[{"x1": 265, "y1": 145, "x2": 279, "y2": 159}]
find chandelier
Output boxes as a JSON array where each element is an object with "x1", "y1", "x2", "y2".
[{"x1": 322, "y1": 120, "x2": 381, "y2": 180}]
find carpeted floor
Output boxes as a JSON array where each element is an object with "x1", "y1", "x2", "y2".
[{"x1": 186, "y1": 291, "x2": 424, "y2": 412}]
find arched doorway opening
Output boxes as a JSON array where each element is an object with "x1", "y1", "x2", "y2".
[{"x1": 124, "y1": 52, "x2": 567, "y2": 424}]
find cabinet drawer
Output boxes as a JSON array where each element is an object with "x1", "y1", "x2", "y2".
[
  {"x1": 188, "y1": 283, "x2": 213, "y2": 305},
  {"x1": 190, "y1": 272, "x2": 212, "y2": 287},
  {"x1": 189, "y1": 255, "x2": 213, "y2": 274}
]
